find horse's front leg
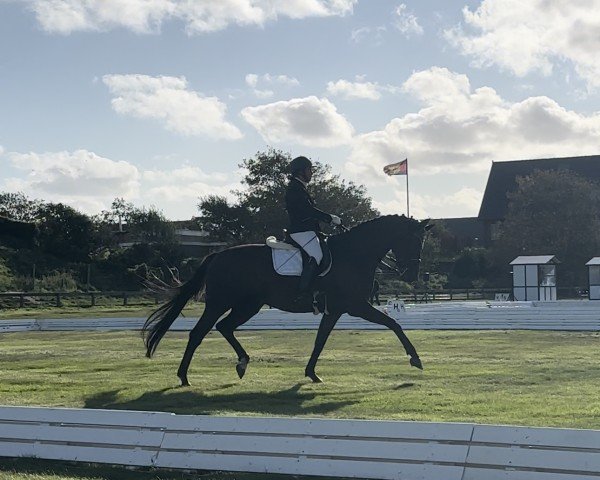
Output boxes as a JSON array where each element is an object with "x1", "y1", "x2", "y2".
[
  {"x1": 305, "y1": 312, "x2": 341, "y2": 383},
  {"x1": 348, "y1": 302, "x2": 422, "y2": 370}
]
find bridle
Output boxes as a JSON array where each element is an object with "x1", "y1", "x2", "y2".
[{"x1": 392, "y1": 255, "x2": 421, "y2": 278}]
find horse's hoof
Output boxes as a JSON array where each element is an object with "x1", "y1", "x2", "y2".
[
  {"x1": 305, "y1": 371, "x2": 323, "y2": 383},
  {"x1": 409, "y1": 356, "x2": 423, "y2": 370},
  {"x1": 179, "y1": 377, "x2": 191, "y2": 387},
  {"x1": 236, "y1": 358, "x2": 249, "y2": 379}
]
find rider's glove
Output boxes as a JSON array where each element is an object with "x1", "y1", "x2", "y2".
[{"x1": 330, "y1": 214, "x2": 342, "y2": 226}]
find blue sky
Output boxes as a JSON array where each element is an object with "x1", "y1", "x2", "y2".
[{"x1": 2, "y1": 0, "x2": 600, "y2": 220}]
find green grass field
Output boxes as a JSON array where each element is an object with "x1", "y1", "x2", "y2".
[
  {"x1": 0, "y1": 302, "x2": 206, "y2": 320},
  {"x1": 0, "y1": 458, "x2": 329, "y2": 480},
  {"x1": 0, "y1": 329, "x2": 598, "y2": 480},
  {"x1": 1, "y1": 329, "x2": 598, "y2": 427}
]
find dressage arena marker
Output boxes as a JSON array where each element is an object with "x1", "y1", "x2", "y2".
[{"x1": 0, "y1": 406, "x2": 599, "y2": 479}]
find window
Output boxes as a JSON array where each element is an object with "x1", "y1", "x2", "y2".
[
  {"x1": 539, "y1": 264, "x2": 556, "y2": 287},
  {"x1": 590, "y1": 266, "x2": 600, "y2": 285}
]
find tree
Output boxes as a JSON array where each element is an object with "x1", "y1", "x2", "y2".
[
  {"x1": 94, "y1": 198, "x2": 175, "y2": 245},
  {"x1": 37, "y1": 203, "x2": 99, "y2": 262},
  {"x1": 197, "y1": 195, "x2": 252, "y2": 243},
  {"x1": 0, "y1": 192, "x2": 42, "y2": 222},
  {"x1": 127, "y1": 206, "x2": 175, "y2": 243},
  {"x1": 448, "y1": 247, "x2": 490, "y2": 288},
  {"x1": 493, "y1": 169, "x2": 600, "y2": 286},
  {"x1": 198, "y1": 148, "x2": 380, "y2": 243}
]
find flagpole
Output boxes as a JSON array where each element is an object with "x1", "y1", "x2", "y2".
[{"x1": 406, "y1": 159, "x2": 410, "y2": 217}]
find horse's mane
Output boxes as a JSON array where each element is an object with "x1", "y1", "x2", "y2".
[
  {"x1": 334, "y1": 214, "x2": 411, "y2": 239},
  {"x1": 328, "y1": 215, "x2": 414, "y2": 253}
]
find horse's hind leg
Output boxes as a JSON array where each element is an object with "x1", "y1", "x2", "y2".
[
  {"x1": 177, "y1": 303, "x2": 229, "y2": 387},
  {"x1": 216, "y1": 302, "x2": 263, "y2": 379}
]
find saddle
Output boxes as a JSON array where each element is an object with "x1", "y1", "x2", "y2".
[
  {"x1": 266, "y1": 231, "x2": 332, "y2": 315},
  {"x1": 266, "y1": 231, "x2": 332, "y2": 277}
]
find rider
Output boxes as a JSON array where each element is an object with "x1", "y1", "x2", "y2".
[{"x1": 285, "y1": 156, "x2": 342, "y2": 300}]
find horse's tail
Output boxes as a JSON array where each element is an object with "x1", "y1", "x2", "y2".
[{"x1": 143, "y1": 252, "x2": 217, "y2": 358}]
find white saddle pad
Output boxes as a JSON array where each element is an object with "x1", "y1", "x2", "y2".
[
  {"x1": 267, "y1": 236, "x2": 303, "y2": 276},
  {"x1": 272, "y1": 249, "x2": 304, "y2": 276},
  {"x1": 267, "y1": 236, "x2": 331, "y2": 277}
]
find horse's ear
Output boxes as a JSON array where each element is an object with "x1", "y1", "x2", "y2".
[{"x1": 421, "y1": 219, "x2": 433, "y2": 231}]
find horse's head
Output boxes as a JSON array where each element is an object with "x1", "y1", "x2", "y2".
[{"x1": 390, "y1": 216, "x2": 432, "y2": 283}]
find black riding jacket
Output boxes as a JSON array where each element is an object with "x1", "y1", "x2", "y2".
[{"x1": 285, "y1": 177, "x2": 332, "y2": 233}]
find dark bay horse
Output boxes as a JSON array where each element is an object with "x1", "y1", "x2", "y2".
[{"x1": 143, "y1": 215, "x2": 431, "y2": 386}]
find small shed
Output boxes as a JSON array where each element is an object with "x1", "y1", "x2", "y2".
[
  {"x1": 510, "y1": 255, "x2": 559, "y2": 301},
  {"x1": 585, "y1": 257, "x2": 600, "y2": 300}
]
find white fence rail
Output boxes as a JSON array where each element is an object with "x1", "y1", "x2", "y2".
[
  {"x1": 0, "y1": 406, "x2": 599, "y2": 479},
  {"x1": 1, "y1": 300, "x2": 599, "y2": 333}
]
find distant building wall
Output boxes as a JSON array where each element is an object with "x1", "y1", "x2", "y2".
[{"x1": 477, "y1": 154, "x2": 600, "y2": 246}]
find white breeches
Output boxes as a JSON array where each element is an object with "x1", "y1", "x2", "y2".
[{"x1": 289, "y1": 231, "x2": 323, "y2": 264}]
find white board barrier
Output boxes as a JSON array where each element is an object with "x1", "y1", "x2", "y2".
[{"x1": 0, "y1": 406, "x2": 598, "y2": 479}]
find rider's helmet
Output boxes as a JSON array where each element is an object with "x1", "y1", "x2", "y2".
[{"x1": 289, "y1": 156, "x2": 312, "y2": 175}]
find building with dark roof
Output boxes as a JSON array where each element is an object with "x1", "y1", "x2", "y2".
[
  {"x1": 477, "y1": 154, "x2": 600, "y2": 245},
  {"x1": 432, "y1": 217, "x2": 485, "y2": 251}
]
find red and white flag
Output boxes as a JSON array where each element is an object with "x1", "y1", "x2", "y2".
[{"x1": 383, "y1": 159, "x2": 408, "y2": 176}]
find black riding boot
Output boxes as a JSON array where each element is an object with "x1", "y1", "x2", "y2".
[{"x1": 295, "y1": 257, "x2": 319, "y2": 302}]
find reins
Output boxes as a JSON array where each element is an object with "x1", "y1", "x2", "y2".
[{"x1": 337, "y1": 224, "x2": 404, "y2": 276}]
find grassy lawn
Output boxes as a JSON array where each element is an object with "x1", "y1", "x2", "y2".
[
  {"x1": 0, "y1": 302, "x2": 206, "y2": 320},
  {"x1": 0, "y1": 458, "x2": 327, "y2": 480},
  {"x1": 0, "y1": 329, "x2": 598, "y2": 480},
  {"x1": 0, "y1": 329, "x2": 598, "y2": 428}
]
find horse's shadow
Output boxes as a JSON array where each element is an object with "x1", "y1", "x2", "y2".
[{"x1": 84, "y1": 383, "x2": 356, "y2": 416}]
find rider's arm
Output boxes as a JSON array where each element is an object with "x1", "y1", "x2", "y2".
[{"x1": 287, "y1": 186, "x2": 333, "y2": 224}]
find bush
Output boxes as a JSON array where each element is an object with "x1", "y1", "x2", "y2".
[
  {"x1": 0, "y1": 257, "x2": 16, "y2": 291},
  {"x1": 379, "y1": 277, "x2": 414, "y2": 295},
  {"x1": 36, "y1": 271, "x2": 78, "y2": 292}
]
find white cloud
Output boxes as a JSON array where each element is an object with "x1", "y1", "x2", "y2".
[
  {"x1": 142, "y1": 166, "x2": 237, "y2": 207},
  {"x1": 0, "y1": 145, "x2": 4, "y2": 156},
  {"x1": 245, "y1": 74, "x2": 259, "y2": 88},
  {"x1": 415, "y1": 188, "x2": 483, "y2": 218},
  {"x1": 373, "y1": 187, "x2": 483, "y2": 218},
  {"x1": 28, "y1": 0, "x2": 175, "y2": 34},
  {"x1": 143, "y1": 165, "x2": 227, "y2": 184},
  {"x1": 393, "y1": 3, "x2": 423, "y2": 37},
  {"x1": 241, "y1": 96, "x2": 354, "y2": 147},
  {"x1": 245, "y1": 73, "x2": 299, "y2": 88},
  {"x1": 1, "y1": 149, "x2": 240, "y2": 218},
  {"x1": 346, "y1": 67, "x2": 600, "y2": 184},
  {"x1": 24, "y1": 0, "x2": 356, "y2": 34},
  {"x1": 4, "y1": 149, "x2": 140, "y2": 214},
  {"x1": 245, "y1": 72, "x2": 300, "y2": 98},
  {"x1": 350, "y1": 25, "x2": 386, "y2": 45},
  {"x1": 326, "y1": 79, "x2": 382, "y2": 100},
  {"x1": 326, "y1": 76, "x2": 400, "y2": 100},
  {"x1": 180, "y1": 0, "x2": 356, "y2": 34},
  {"x1": 102, "y1": 74, "x2": 242, "y2": 139},
  {"x1": 445, "y1": 0, "x2": 600, "y2": 90}
]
